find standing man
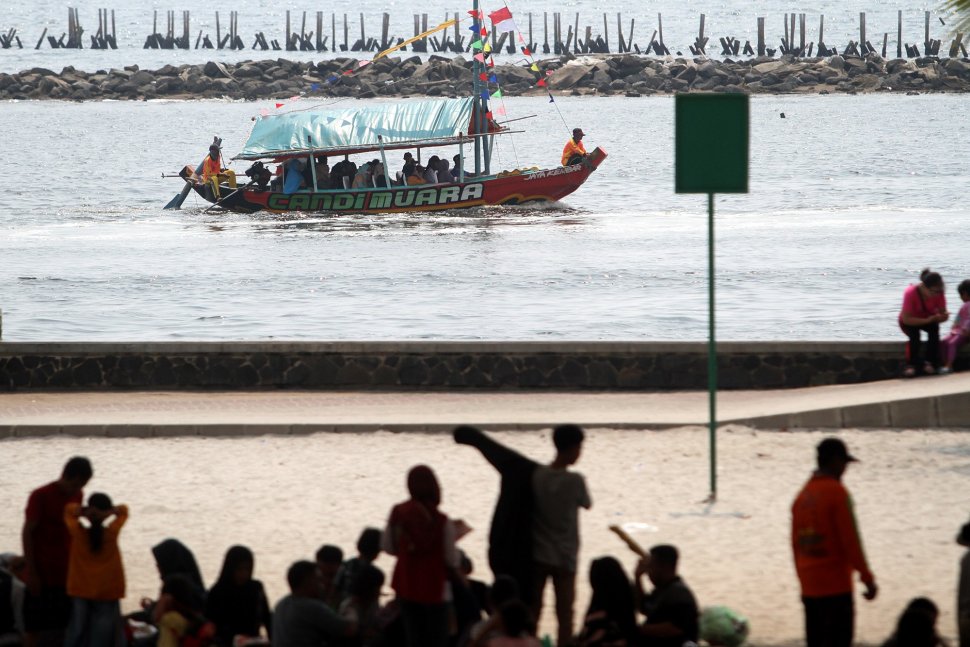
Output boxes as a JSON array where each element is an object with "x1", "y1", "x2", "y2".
[
  {"x1": 21, "y1": 456, "x2": 93, "y2": 647},
  {"x1": 561, "y1": 128, "x2": 587, "y2": 166},
  {"x1": 531, "y1": 425, "x2": 592, "y2": 647},
  {"x1": 792, "y1": 438, "x2": 877, "y2": 647}
]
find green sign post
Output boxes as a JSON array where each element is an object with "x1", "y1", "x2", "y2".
[{"x1": 674, "y1": 93, "x2": 749, "y2": 501}]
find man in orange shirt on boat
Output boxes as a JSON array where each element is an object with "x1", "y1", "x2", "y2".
[
  {"x1": 200, "y1": 144, "x2": 236, "y2": 199},
  {"x1": 791, "y1": 438, "x2": 877, "y2": 647},
  {"x1": 561, "y1": 128, "x2": 587, "y2": 166}
]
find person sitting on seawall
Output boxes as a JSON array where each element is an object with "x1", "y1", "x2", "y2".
[
  {"x1": 899, "y1": 268, "x2": 949, "y2": 377},
  {"x1": 634, "y1": 544, "x2": 699, "y2": 647},
  {"x1": 200, "y1": 144, "x2": 237, "y2": 199},
  {"x1": 561, "y1": 128, "x2": 587, "y2": 167},
  {"x1": 940, "y1": 279, "x2": 970, "y2": 375},
  {"x1": 881, "y1": 597, "x2": 945, "y2": 647}
]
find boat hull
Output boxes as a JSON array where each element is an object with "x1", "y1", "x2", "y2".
[{"x1": 196, "y1": 148, "x2": 607, "y2": 215}]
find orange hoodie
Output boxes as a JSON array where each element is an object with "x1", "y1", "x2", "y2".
[
  {"x1": 791, "y1": 473, "x2": 874, "y2": 597},
  {"x1": 64, "y1": 503, "x2": 128, "y2": 601}
]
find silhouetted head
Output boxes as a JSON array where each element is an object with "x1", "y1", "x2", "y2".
[
  {"x1": 217, "y1": 545, "x2": 254, "y2": 587},
  {"x1": 407, "y1": 465, "x2": 441, "y2": 508},
  {"x1": 162, "y1": 573, "x2": 205, "y2": 614},
  {"x1": 152, "y1": 538, "x2": 205, "y2": 592},
  {"x1": 349, "y1": 563, "x2": 385, "y2": 603},
  {"x1": 573, "y1": 128, "x2": 585, "y2": 141},
  {"x1": 209, "y1": 144, "x2": 220, "y2": 160},
  {"x1": 892, "y1": 599, "x2": 939, "y2": 647},
  {"x1": 287, "y1": 560, "x2": 321, "y2": 597},
  {"x1": 315, "y1": 544, "x2": 343, "y2": 595},
  {"x1": 553, "y1": 424, "x2": 585, "y2": 465},
  {"x1": 958, "y1": 279, "x2": 970, "y2": 301},
  {"x1": 647, "y1": 544, "x2": 679, "y2": 587},
  {"x1": 920, "y1": 268, "x2": 944, "y2": 293},
  {"x1": 356, "y1": 528, "x2": 382, "y2": 562},
  {"x1": 816, "y1": 437, "x2": 857, "y2": 478},
  {"x1": 85, "y1": 492, "x2": 113, "y2": 553},
  {"x1": 60, "y1": 457, "x2": 93, "y2": 496}
]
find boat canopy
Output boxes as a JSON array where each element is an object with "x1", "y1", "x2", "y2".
[{"x1": 234, "y1": 97, "x2": 500, "y2": 161}]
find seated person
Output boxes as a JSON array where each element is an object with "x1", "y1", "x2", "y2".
[
  {"x1": 282, "y1": 158, "x2": 306, "y2": 195},
  {"x1": 370, "y1": 161, "x2": 387, "y2": 188},
  {"x1": 155, "y1": 574, "x2": 213, "y2": 647},
  {"x1": 315, "y1": 545, "x2": 343, "y2": 611},
  {"x1": 635, "y1": 545, "x2": 699, "y2": 647},
  {"x1": 330, "y1": 156, "x2": 357, "y2": 189},
  {"x1": 0, "y1": 554, "x2": 25, "y2": 646},
  {"x1": 338, "y1": 564, "x2": 384, "y2": 647},
  {"x1": 423, "y1": 156, "x2": 441, "y2": 184},
  {"x1": 436, "y1": 158, "x2": 451, "y2": 183},
  {"x1": 274, "y1": 561, "x2": 357, "y2": 646},
  {"x1": 406, "y1": 163, "x2": 425, "y2": 185},
  {"x1": 205, "y1": 546, "x2": 272, "y2": 647},
  {"x1": 309, "y1": 155, "x2": 329, "y2": 190},
  {"x1": 351, "y1": 162, "x2": 373, "y2": 189},
  {"x1": 401, "y1": 152, "x2": 415, "y2": 181},
  {"x1": 451, "y1": 154, "x2": 473, "y2": 180},
  {"x1": 200, "y1": 144, "x2": 237, "y2": 199}
]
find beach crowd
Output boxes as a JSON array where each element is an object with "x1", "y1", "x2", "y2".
[{"x1": 2, "y1": 425, "x2": 969, "y2": 647}]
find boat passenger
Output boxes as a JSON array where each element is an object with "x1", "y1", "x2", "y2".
[
  {"x1": 311, "y1": 155, "x2": 330, "y2": 190},
  {"x1": 423, "y1": 156, "x2": 441, "y2": 184},
  {"x1": 436, "y1": 158, "x2": 451, "y2": 183},
  {"x1": 406, "y1": 164, "x2": 425, "y2": 186},
  {"x1": 331, "y1": 156, "x2": 357, "y2": 190},
  {"x1": 282, "y1": 158, "x2": 306, "y2": 195},
  {"x1": 401, "y1": 152, "x2": 415, "y2": 182},
  {"x1": 351, "y1": 162, "x2": 373, "y2": 189},
  {"x1": 201, "y1": 144, "x2": 237, "y2": 199},
  {"x1": 371, "y1": 161, "x2": 387, "y2": 188},
  {"x1": 451, "y1": 155, "x2": 473, "y2": 180},
  {"x1": 561, "y1": 128, "x2": 587, "y2": 166}
]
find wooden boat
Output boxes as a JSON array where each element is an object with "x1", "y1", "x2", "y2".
[{"x1": 167, "y1": 12, "x2": 605, "y2": 214}]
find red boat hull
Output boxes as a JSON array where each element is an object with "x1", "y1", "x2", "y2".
[{"x1": 197, "y1": 148, "x2": 607, "y2": 214}]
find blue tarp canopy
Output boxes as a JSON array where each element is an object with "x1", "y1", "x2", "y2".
[{"x1": 234, "y1": 98, "x2": 481, "y2": 160}]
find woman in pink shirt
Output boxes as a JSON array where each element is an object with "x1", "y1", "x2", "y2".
[{"x1": 898, "y1": 268, "x2": 949, "y2": 377}]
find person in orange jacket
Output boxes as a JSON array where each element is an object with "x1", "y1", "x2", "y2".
[
  {"x1": 791, "y1": 438, "x2": 877, "y2": 647},
  {"x1": 561, "y1": 128, "x2": 587, "y2": 166}
]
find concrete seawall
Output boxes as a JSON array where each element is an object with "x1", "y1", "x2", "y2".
[
  {"x1": 5, "y1": 53, "x2": 970, "y2": 101},
  {"x1": 4, "y1": 340, "x2": 963, "y2": 391}
]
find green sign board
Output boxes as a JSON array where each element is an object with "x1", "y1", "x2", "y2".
[{"x1": 675, "y1": 94, "x2": 749, "y2": 194}]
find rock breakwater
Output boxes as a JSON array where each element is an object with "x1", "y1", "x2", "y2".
[{"x1": 4, "y1": 53, "x2": 970, "y2": 101}]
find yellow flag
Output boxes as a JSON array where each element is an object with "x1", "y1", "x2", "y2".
[
  {"x1": 530, "y1": 63, "x2": 539, "y2": 71},
  {"x1": 484, "y1": 42, "x2": 492, "y2": 52},
  {"x1": 373, "y1": 19, "x2": 457, "y2": 60}
]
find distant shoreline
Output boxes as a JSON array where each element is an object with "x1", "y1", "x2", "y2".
[{"x1": 2, "y1": 52, "x2": 969, "y2": 101}]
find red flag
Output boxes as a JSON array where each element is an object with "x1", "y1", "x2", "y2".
[
  {"x1": 522, "y1": 46, "x2": 531, "y2": 56},
  {"x1": 479, "y1": 72, "x2": 488, "y2": 81},
  {"x1": 275, "y1": 102, "x2": 285, "y2": 108},
  {"x1": 488, "y1": 7, "x2": 512, "y2": 24},
  {"x1": 486, "y1": 111, "x2": 493, "y2": 120},
  {"x1": 536, "y1": 79, "x2": 546, "y2": 87}
]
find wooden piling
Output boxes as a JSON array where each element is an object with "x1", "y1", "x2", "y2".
[
  {"x1": 603, "y1": 13, "x2": 609, "y2": 52},
  {"x1": 617, "y1": 13, "x2": 624, "y2": 53},
  {"x1": 543, "y1": 11, "x2": 549, "y2": 53},
  {"x1": 783, "y1": 13, "x2": 789, "y2": 52},
  {"x1": 897, "y1": 10, "x2": 902, "y2": 58},
  {"x1": 757, "y1": 17, "x2": 765, "y2": 56},
  {"x1": 385, "y1": 13, "x2": 392, "y2": 50},
  {"x1": 799, "y1": 14, "x2": 806, "y2": 54},
  {"x1": 860, "y1": 12, "x2": 866, "y2": 50},
  {"x1": 790, "y1": 14, "x2": 795, "y2": 54},
  {"x1": 658, "y1": 13, "x2": 664, "y2": 49},
  {"x1": 343, "y1": 13, "x2": 349, "y2": 51},
  {"x1": 882, "y1": 32, "x2": 888, "y2": 57},
  {"x1": 925, "y1": 10, "x2": 930, "y2": 54},
  {"x1": 528, "y1": 13, "x2": 533, "y2": 52},
  {"x1": 698, "y1": 13, "x2": 705, "y2": 54},
  {"x1": 574, "y1": 13, "x2": 579, "y2": 53}
]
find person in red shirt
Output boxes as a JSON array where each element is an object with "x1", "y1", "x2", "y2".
[
  {"x1": 384, "y1": 465, "x2": 459, "y2": 647},
  {"x1": 561, "y1": 128, "x2": 588, "y2": 167},
  {"x1": 899, "y1": 268, "x2": 949, "y2": 377},
  {"x1": 791, "y1": 439, "x2": 877, "y2": 647},
  {"x1": 21, "y1": 456, "x2": 93, "y2": 647}
]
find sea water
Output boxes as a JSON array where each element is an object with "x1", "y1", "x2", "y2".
[{"x1": 1, "y1": 94, "x2": 967, "y2": 341}]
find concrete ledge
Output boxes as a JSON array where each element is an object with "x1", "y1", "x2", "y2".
[{"x1": 5, "y1": 340, "x2": 957, "y2": 391}]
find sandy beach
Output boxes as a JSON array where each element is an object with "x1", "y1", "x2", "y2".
[{"x1": 2, "y1": 426, "x2": 968, "y2": 646}]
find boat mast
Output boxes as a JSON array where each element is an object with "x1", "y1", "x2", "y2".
[{"x1": 472, "y1": 0, "x2": 490, "y2": 176}]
